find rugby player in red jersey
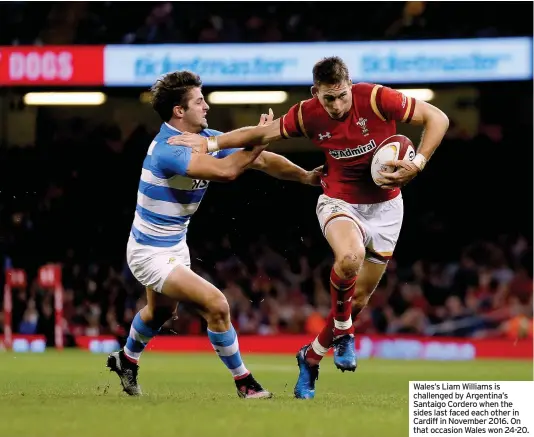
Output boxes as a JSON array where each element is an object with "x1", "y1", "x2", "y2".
[{"x1": 169, "y1": 57, "x2": 449, "y2": 399}]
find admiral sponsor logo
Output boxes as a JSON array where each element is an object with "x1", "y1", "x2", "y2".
[{"x1": 329, "y1": 139, "x2": 377, "y2": 159}]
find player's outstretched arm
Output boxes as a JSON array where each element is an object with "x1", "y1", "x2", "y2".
[
  {"x1": 249, "y1": 151, "x2": 322, "y2": 185},
  {"x1": 185, "y1": 145, "x2": 268, "y2": 182},
  {"x1": 168, "y1": 108, "x2": 284, "y2": 153},
  {"x1": 157, "y1": 142, "x2": 268, "y2": 183}
]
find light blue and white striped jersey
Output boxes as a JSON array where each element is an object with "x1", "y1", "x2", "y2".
[{"x1": 130, "y1": 122, "x2": 238, "y2": 247}]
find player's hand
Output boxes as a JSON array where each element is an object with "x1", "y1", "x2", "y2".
[
  {"x1": 167, "y1": 133, "x2": 208, "y2": 154},
  {"x1": 377, "y1": 160, "x2": 420, "y2": 189},
  {"x1": 303, "y1": 165, "x2": 323, "y2": 186},
  {"x1": 258, "y1": 108, "x2": 274, "y2": 126}
]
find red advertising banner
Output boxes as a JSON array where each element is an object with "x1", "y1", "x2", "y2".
[
  {"x1": 74, "y1": 334, "x2": 533, "y2": 361},
  {"x1": 0, "y1": 46, "x2": 104, "y2": 85}
]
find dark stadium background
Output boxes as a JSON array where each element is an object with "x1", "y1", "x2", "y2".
[{"x1": 0, "y1": 1, "x2": 532, "y2": 349}]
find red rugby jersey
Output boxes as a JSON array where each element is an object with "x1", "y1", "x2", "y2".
[{"x1": 280, "y1": 83, "x2": 416, "y2": 204}]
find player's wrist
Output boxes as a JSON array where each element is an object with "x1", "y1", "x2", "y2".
[
  {"x1": 412, "y1": 153, "x2": 427, "y2": 172},
  {"x1": 302, "y1": 170, "x2": 313, "y2": 184},
  {"x1": 207, "y1": 136, "x2": 219, "y2": 153}
]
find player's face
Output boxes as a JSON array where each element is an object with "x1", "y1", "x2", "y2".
[
  {"x1": 184, "y1": 87, "x2": 210, "y2": 130},
  {"x1": 316, "y1": 82, "x2": 352, "y2": 120}
]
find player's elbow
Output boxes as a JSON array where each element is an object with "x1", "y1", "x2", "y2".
[
  {"x1": 425, "y1": 104, "x2": 449, "y2": 129},
  {"x1": 249, "y1": 153, "x2": 267, "y2": 171},
  {"x1": 437, "y1": 109, "x2": 450, "y2": 129},
  {"x1": 224, "y1": 170, "x2": 240, "y2": 182},
  {"x1": 218, "y1": 167, "x2": 240, "y2": 182}
]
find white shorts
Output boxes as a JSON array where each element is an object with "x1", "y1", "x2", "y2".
[
  {"x1": 316, "y1": 194, "x2": 404, "y2": 264},
  {"x1": 126, "y1": 236, "x2": 191, "y2": 293}
]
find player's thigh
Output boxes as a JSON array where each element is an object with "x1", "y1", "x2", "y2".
[
  {"x1": 127, "y1": 236, "x2": 191, "y2": 293},
  {"x1": 362, "y1": 195, "x2": 404, "y2": 262},
  {"x1": 325, "y1": 220, "x2": 366, "y2": 262},
  {"x1": 161, "y1": 265, "x2": 228, "y2": 316},
  {"x1": 353, "y1": 260, "x2": 387, "y2": 304},
  {"x1": 316, "y1": 194, "x2": 366, "y2": 260}
]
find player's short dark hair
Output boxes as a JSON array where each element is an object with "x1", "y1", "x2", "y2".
[
  {"x1": 150, "y1": 71, "x2": 202, "y2": 121},
  {"x1": 312, "y1": 56, "x2": 350, "y2": 86}
]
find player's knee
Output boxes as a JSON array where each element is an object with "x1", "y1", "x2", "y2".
[
  {"x1": 335, "y1": 249, "x2": 365, "y2": 279},
  {"x1": 142, "y1": 304, "x2": 173, "y2": 326},
  {"x1": 206, "y1": 294, "x2": 230, "y2": 325}
]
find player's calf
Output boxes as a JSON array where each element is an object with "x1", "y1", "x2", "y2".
[
  {"x1": 328, "y1": 251, "x2": 363, "y2": 373},
  {"x1": 331, "y1": 291, "x2": 368, "y2": 372},
  {"x1": 352, "y1": 290, "x2": 372, "y2": 318},
  {"x1": 107, "y1": 305, "x2": 170, "y2": 395},
  {"x1": 331, "y1": 250, "x2": 364, "y2": 338},
  {"x1": 305, "y1": 310, "x2": 335, "y2": 365},
  {"x1": 123, "y1": 307, "x2": 167, "y2": 362},
  {"x1": 333, "y1": 260, "x2": 384, "y2": 373},
  {"x1": 304, "y1": 251, "x2": 364, "y2": 368},
  {"x1": 205, "y1": 296, "x2": 272, "y2": 399}
]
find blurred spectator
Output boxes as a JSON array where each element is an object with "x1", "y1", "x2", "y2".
[
  {"x1": 385, "y1": 1, "x2": 429, "y2": 39},
  {"x1": 0, "y1": 2, "x2": 531, "y2": 46},
  {"x1": 0, "y1": 0, "x2": 532, "y2": 339},
  {"x1": 1, "y1": 121, "x2": 531, "y2": 341}
]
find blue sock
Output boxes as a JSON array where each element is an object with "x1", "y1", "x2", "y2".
[
  {"x1": 207, "y1": 325, "x2": 250, "y2": 379},
  {"x1": 124, "y1": 312, "x2": 160, "y2": 362}
]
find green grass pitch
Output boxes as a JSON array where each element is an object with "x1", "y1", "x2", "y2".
[{"x1": 0, "y1": 351, "x2": 531, "y2": 437}]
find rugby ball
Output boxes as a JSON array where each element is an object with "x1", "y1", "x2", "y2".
[{"x1": 371, "y1": 134, "x2": 415, "y2": 186}]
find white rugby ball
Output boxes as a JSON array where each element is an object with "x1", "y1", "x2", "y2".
[{"x1": 371, "y1": 134, "x2": 415, "y2": 186}]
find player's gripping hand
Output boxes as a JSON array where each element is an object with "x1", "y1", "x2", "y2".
[
  {"x1": 167, "y1": 132, "x2": 208, "y2": 153},
  {"x1": 303, "y1": 165, "x2": 323, "y2": 186},
  {"x1": 377, "y1": 160, "x2": 420, "y2": 189},
  {"x1": 258, "y1": 108, "x2": 274, "y2": 126}
]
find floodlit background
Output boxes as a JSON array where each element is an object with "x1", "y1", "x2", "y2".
[{"x1": 0, "y1": 2, "x2": 532, "y2": 437}]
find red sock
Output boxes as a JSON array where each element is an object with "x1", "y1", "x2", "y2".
[
  {"x1": 330, "y1": 267, "x2": 356, "y2": 338},
  {"x1": 305, "y1": 310, "x2": 335, "y2": 363}
]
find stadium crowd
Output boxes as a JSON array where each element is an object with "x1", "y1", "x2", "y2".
[
  {"x1": 1, "y1": 1, "x2": 531, "y2": 46},
  {"x1": 1, "y1": 117, "x2": 532, "y2": 345},
  {"x1": 0, "y1": 0, "x2": 532, "y2": 346}
]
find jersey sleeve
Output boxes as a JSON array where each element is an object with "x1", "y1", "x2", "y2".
[
  {"x1": 280, "y1": 101, "x2": 309, "y2": 139},
  {"x1": 155, "y1": 143, "x2": 192, "y2": 177},
  {"x1": 370, "y1": 85, "x2": 416, "y2": 123}
]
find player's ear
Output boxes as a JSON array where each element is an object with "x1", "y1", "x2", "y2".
[
  {"x1": 310, "y1": 86, "x2": 317, "y2": 97},
  {"x1": 173, "y1": 105, "x2": 185, "y2": 119}
]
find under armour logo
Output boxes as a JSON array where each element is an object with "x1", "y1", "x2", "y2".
[{"x1": 318, "y1": 132, "x2": 331, "y2": 141}]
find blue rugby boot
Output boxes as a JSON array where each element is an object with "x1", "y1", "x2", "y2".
[
  {"x1": 294, "y1": 345, "x2": 320, "y2": 399},
  {"x1": 333, "y1": 334, "x2": 357, "y2": 372}
]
